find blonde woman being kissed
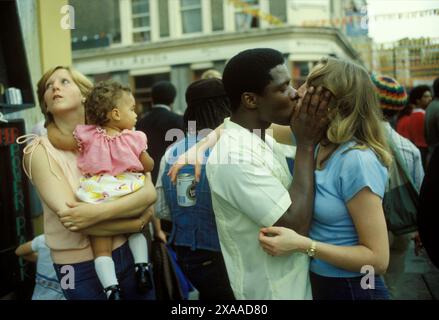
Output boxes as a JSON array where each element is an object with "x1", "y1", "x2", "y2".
[{"x1": 259, "y1": 57, "x2": 392, "y2": 300}]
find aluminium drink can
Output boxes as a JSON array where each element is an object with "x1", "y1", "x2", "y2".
[{"x1": 177, "y1": 173, "x2": 196, "y2": 207}]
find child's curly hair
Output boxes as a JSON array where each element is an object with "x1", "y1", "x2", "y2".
[{"x1": 85, "y1": 80, "x2": 132, "y2": 126}]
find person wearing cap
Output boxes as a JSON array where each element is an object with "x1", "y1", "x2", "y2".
[
  {"x1": 371, "y1": 73, "x2": 425, "y2": 299},
  {"x1": 371, "y1": 74, "x2": 424, "y2": 190},
  {"x1": 154, "y1": 78, "x2": 235, "y2": 300}
]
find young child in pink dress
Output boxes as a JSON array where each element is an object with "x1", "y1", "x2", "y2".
[{"x1": 47, "y1": 80, "x2": 154, "y2": 299}]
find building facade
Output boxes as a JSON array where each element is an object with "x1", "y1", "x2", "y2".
[
  {"x1": 71, "y1": 0, "x2": 361, "y2": 113},
  {"x1": 373, "y1": 37, "x2": 439, "y2": 89}
]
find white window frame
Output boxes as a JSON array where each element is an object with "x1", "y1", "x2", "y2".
[
  {"x1": 156, "y1": 0, "x2": 170, "y2": 39},
  {"x1": 209, "y1": 0, "x2": 227, "y2": 33},
  {"x1": 180, "y1": 0, "x2": 203, "y2": 35},
  {"x1": 131, "y1": 0, "x2": 152, "y2": 43}
]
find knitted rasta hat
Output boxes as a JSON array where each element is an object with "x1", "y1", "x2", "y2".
[{"x1": 371, "y1": 73, "x2": 407, "y2": 111}]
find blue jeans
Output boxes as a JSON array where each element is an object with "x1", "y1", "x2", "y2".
[
  {"x1": 175, "y1": 246, "x2": 235, "y2": 300},
  {"x1": 310, "y1": 271, "x2": 390, "y2": 300},
  {"x1": 54, "y1": 242, "x2": 155, "y2": 300}
]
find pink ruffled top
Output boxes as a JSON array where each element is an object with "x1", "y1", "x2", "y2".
[{"x1": 74, "y1": 124, "x2": 147, "y2": 176}]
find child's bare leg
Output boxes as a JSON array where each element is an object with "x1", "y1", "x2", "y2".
[
  {"x1": 91, "y1": 236, "x2": 120, "y2": 297},
  {"x1": 91, "y1": 236, "x2": 113, "y2": 257}
]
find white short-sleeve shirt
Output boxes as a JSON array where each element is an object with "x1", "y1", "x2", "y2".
[{"x1": 206, "y1": 118, "x2": 311, "y2": 300}]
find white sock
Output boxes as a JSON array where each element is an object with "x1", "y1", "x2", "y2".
[
  {"x1": 128, "y1": 233, "x2": 149, "y2": 266},
  {"x1": 94, "y1": 256, "x2": 118, "y2": 293}
]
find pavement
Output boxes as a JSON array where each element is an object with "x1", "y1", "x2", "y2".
[{"x1": 390, "y1": 241, "x2": 439, "y2": 300}]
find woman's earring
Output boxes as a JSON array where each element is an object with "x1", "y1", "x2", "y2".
[{"x1": 81, "y1": 97, "x2": 86, "y2": 104}]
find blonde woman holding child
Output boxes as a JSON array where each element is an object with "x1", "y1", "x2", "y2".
[
  {"x1": 19, "y1": 67, "x2": 157, "y2": 300},
  {"x1": 47, "y1": 80, "x2": 155, "y2": 299}
]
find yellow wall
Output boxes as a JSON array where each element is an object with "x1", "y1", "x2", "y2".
[
  {"x1": 31, "y1": 0, "x2": 72, "y2": 235},
  {"x1": 37, "y1": 0, "x2": 72, "y2": 72}
]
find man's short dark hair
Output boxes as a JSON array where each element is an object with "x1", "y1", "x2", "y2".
[
  {"x1": 433, "y1": 77, "x2": 439, "y2": 98},
  {"x1": 151, "y1": 81, "x2": 177, "y2": 105},
  {"x1": 222, "y1": 48, "x2": 285, "y2": 112},
  {"x1": 408, "y1": 85, "x2": 431, "y2": 105}
]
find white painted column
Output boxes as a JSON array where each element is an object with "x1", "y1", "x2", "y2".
[
  {"x1": 120, "y1": 0, "x2": 133, "y2": 45},
  {"x1": 202, "y1": 0, "x2": 212, "y2": 34},
  {"x1": 224, "y1": 0, "x2": 235, "y2": 32},
  {"x1": 150, "y1": 0, "x2": 159, "y2": 41},
  {"x1": 259, "y1": 0, "x2": 269, "y2": 29},
  {"x1": 169, "y1": 0, "x2": 182, "y2": 38}
]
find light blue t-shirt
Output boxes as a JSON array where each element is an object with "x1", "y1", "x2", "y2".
[{"x1": 309, "y1": 141, "x2": 388, "y2": 278}]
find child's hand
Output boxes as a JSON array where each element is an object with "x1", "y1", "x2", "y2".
[{"x1": 155, "y1": 229, "x2": 167, "y2": 243}]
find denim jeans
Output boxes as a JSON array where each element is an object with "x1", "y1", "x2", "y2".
[
  {"x1": 174, "y1": 246, "x2": 235, "y2": 300},
  {"x1": 54, "y1": 242, "x2": 156, "y2": 300},
  {"x1": 310, "y1": 271, "x2": 390, "y2": 300}
]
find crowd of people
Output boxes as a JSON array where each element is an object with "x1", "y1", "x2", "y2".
[{"x1": 16, "y1": 47, "x2": 438, "y2": 300}]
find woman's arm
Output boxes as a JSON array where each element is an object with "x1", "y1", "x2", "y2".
[
  {"x1": 59, "y1": 173, "x2": 157, "y2": 231},
  {"x1": 168, "y1": 122, "x2": 224, "y2": 183},
  {"x1": 80, "y1": 206, "x2": 154, "y2": 236},
  {"x1": 25, "y1": 144, "x2": 157, "y2": 232},
  {"x1": 47, "y1": 123, "x2": 77, "y2": 151},
  {"x1": 168, "y1": 122, "x2": 294, "y2": 182},
  {"x1": 260, "y1": 188, "x2": 390, "y2": 275}
]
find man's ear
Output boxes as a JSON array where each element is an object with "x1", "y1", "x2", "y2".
[
  {"x1": 110, "y1": 108, "x2": 121, "y2": 121},
  {"x1": 241, "y1": 92, "x2": 258, "y2": 110}
]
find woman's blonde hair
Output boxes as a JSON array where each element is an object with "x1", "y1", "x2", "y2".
[
  {"x1": 307, "y1": 57, "x2": 392, "y2": 167},
  {"x1": 37, "y1": 66, "x2": 93, "y2": 126}
]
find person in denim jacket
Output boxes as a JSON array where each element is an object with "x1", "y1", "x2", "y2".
[{"x1": 155, "y1": 78, "x2": 234, "y2": 300}]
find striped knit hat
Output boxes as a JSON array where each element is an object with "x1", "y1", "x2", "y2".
[{"x1": 371, "y1": 73, "x2": 408, "y2": 111}]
